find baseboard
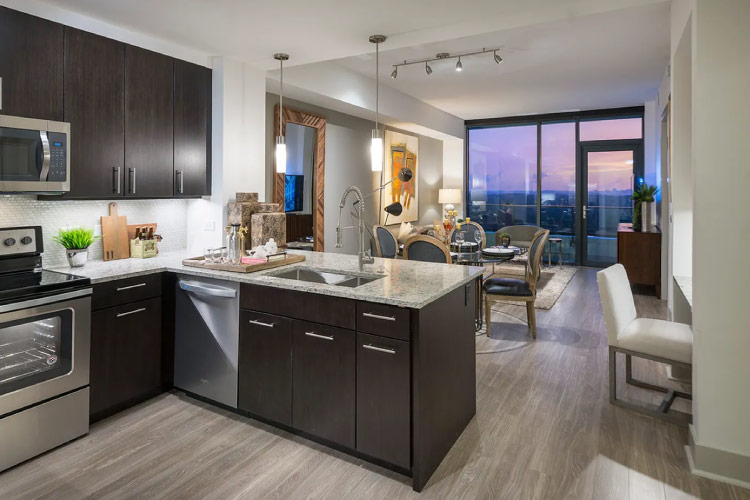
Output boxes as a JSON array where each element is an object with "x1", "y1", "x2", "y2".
[{"x1": 686, "y1": 425, "x2": 750, "y2": 490}]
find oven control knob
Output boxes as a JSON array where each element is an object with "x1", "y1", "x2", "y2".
[
  {"x1": 3, "y1": 237, "x2": 16, "y2": 247},
  {"x1": 21, "y1": 236, "x2": 33, "y2": 245}
]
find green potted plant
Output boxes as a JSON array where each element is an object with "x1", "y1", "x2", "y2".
[
  {"x1": 53, "y1": 227, "x2": 100, "y2": 267},
  {"x1": 499, "y1": 232, "x2": 512, "y2": 248},
  {"x1": 632, "y1": 183, "x2": 659, "y2": 232}
]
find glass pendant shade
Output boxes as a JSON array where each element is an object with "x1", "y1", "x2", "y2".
[
  {"x1": 275, "y1": 136, "x2": 287, "y2": 173},
  {"x1": 371, "y1": 129, "x2": 383, "y2": 172}
]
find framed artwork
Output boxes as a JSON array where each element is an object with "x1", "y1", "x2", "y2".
[{"x1": 381, "y1": 130, "x2": 418, "y2": 224}]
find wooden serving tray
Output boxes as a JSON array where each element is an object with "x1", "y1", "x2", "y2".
[{"x1": 182, "y1": 253, "x2": 305, "y2": 273}]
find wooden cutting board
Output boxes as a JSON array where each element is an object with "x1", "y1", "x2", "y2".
[{"x1": 101, "y1": 202, "x2": 129, "y2": 261}]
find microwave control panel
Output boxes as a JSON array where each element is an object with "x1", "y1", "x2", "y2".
[{"x1": 47, "y1": 132, "x2": 67, "y2": 182}]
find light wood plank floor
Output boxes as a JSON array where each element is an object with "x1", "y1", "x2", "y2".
[{"x1": 1, "y1": 267, "x2": 748, "y2": 500}]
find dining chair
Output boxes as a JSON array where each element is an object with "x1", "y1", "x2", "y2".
[
  {"x1": 483, "y1": 229, "x2": 549, "y2": 338},
  {"x1": 403, "y1": 235, "x2": 452, "y2": 264},
  {"x1": 373, "y1": 225, "x2": 398, "y2": 258},
  {"x1": 597, "y1": 264, "x2": 693, "y2": 426},
  {"x1": 448, "y1": 221, "x2": 486, "y2": 249}
]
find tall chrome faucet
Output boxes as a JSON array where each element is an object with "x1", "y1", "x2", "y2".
[{"x1": 336, "y1": 185, "x2": 375, "y2": 270}]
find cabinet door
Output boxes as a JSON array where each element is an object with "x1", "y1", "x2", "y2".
[
  {"x1": 292, "y1": 321, "x2": 355, "y2": 448},
  {"x1": 356, "y1": 332, "x2": 411, "y2": 469},
  {"x1": 238, "y1": 311, "x2": 292, "y2": 425},
  {"x1": 63, "y1": 28, "x2": 125, "y2": 198},
  {"x1": 174, "y1": 60, "x2": 211, "y2": 197},
  {"x1": 124, "y1": 45, "x2": 174, "y2": 197},
  {"x1": 90, "y1": 297, "x2": 162, "y2": 420},
  {"x1": 0, "y1": 7, "x2": 63, "y2": 120}
]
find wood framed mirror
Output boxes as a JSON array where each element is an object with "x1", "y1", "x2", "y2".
[{"x1": 273, "y1": 106, "x2": 326, "y2": 252}]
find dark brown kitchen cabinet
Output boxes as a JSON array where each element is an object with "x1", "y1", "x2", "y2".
[
  {"x1": 292, "y1": 321, "x2": 355, "y2": 448},
  {"x1": 0, "y1": 7, "x2": 63, "y2": 121},
  {"x1": 356, "y1": 332, "x2": 411, "y2": 469},
  {"x1": 63, "y1": 28, "x2": 125, "y2": 198},
  {"x1": 90, "y1": 297, "x2": 162, "y2": 422},
  {"x1": 174, "y1": 60, "x2": 211, "y2": 196},
  {"x1": 124, "y1": 45, "x2": 174, "y2": 198},
  {"x1": 238, "y1": 310, "x2": 293, "y2": 426}
]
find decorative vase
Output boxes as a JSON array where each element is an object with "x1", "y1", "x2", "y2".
[
  {"x1": 641, "y1": 201, "x2": 653, "y2": 232},
  {"x1": 501, "y1": 236, "x2": 511, "y2": 248},
  {"x1": 66, "y1": 248, "x2": 89, "y2": 268}
]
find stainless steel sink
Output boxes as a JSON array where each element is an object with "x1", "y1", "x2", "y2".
[{"x1": 269, "y1": 267, "x2": 383, "y2": 288}]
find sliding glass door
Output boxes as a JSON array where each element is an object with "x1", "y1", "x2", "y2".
[{"x1": 581, "y1": 143, "x2": 641, "y2": 266}]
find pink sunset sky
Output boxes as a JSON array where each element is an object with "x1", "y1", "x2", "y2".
[{"x1": 469, "y1": 118, "x2": 642, "y2": 193}]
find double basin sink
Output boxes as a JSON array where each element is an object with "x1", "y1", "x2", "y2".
[{"x1": 268, "y1": 267, "x2": 384, "y2": 288}]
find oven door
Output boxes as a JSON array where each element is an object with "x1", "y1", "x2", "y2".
[{"x1": 0, "y1": 289, "x2": 90, "y2": 417}]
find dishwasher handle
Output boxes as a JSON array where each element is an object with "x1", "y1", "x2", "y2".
[{"x1": 179, "y1": 280, "x2": 237, "y2": 298}]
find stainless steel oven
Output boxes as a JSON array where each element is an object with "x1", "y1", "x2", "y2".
[{"x1": 0, "y1": 114, "x2": 70, "y2": 193}]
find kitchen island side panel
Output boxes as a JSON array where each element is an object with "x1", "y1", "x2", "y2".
[{"x1": 411, "y1": 278, "x2": 478, "y2": 491}]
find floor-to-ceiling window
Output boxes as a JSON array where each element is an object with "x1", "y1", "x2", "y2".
[{"x1": 466, "y1": 108, "x2": 644, "y2": 266}]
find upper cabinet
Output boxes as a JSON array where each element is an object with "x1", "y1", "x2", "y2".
[
  {"x1": 64, "y1": 28, "x2": 125, "y2": 198},
  {"x1": 174, "y1": 60, "x2": 212, "y2": 197},
  {"x1": 125, "y1": 46, "x2": 175, "y2": 198},
  {"x1": 0, "y1": 7, "x2": 64, "y2": 121}
]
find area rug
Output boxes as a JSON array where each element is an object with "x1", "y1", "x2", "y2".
[{"x1": 482, "y1": 261, "x2": 577, "y2": 310}]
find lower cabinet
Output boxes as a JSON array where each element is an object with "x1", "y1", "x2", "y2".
[
  {"x1": 90, "y1": 297, "x2": 162, "y2": 420},
  {"x1": 356, "y1": 332, "x2": 411, "y2": 469},
  {"x1": 238, "y1": 311, "x2": 293, "y2": 426},
  {"x1": 292, "y1": 321, "x2": 355, "y2": 448}
]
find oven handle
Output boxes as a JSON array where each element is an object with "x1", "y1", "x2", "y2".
[
  {"x1": 0, "y1": 288, "x2": 93, "y2": 314},
  {"x1": 39, "y1": 130, "x2": 51, "y2": 181}
]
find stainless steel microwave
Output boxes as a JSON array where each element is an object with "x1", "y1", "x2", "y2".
[{"x1": 0, "y1": 115, "x2": 70, "y2": 193}]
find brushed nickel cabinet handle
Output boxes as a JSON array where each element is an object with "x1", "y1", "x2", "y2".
[
  {"x1": 116, "y1": 282, "x2": 146, "y2": 292},
  {"x1": 363, "y1": 344, "x2": 396, "y2": 355},
  {"x1": 176, "y1": 170, "x2": 184, "y2": 194},
  {"x1": 0, "y1": 76, "x2": 3, "y2": 110},
  {"x1": 305, "y1": 331, "x2": 334, "y2": 341},
  {"x1": 249, "y1": 319, "x2": 275, "y2": 328},
  {"x1": 117, "y1": 307, "x2": 146, "y2": 318},
  {"x1": 362, "y1": 312, "x2": 396, "y2": 322},
  {"x1": 113, "y1": 166, "x2": 121, "y2": 194},
  {"x1": 129, "y1": 168, "x2": 136, "y2": 194}
]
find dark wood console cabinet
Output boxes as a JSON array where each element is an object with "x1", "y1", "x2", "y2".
[{"x1": 617, "y1": 223, "x2": 662, "y2": 297}]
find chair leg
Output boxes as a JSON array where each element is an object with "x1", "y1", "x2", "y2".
[
  {"x1": 484, "y1": 295, "x2": 491, "y2": 337},
  {"x1": 609, "y1": 347, "x2": 617, "y2": 404},
  {"x1": 526, "y1": 301, "x2": 537, "y2": 339}
]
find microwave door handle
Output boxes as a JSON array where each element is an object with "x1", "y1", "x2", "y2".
[{"x1": 39, "y1": 131, "x2": 50, "y2": 181}]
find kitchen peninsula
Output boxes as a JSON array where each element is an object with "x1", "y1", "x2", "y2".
[{"x1": 53, "y1": 250, "x2": 482, "y2": 491}]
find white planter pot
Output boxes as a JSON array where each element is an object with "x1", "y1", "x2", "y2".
[{"x1": 66, "y1": 248, "x2": 89, "y2": 268}]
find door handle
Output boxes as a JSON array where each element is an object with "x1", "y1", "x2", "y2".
[
  {"x1": 305, "y1": 331, "x2": 334, "y2": 341},
  {"x1": 362, "y1": 312, "x2": 396, "y2": 322},
  {"x1": 116, "y1": 282, "x2": 146, "y2": 292},
  {"x1": 582, "y1": 205, "x2": 587, "y2": 220},
  {"x1": 363, "y1": 344, "x2": 396, "y2": 355},
  {"x1": 117, "y1": 307, "x2": 146, "y2": 318},
  {"x1": 248, "y1": 319, "x2": 275, "y2": 328},
  {"x1": 176, "y1": 170, "x2": 184, "y2": 194},
  {"x1": 128, "y1": 168, "x2": 136, "y2": 194},
  {"x1": 113, "y1": 167, "x2": 121, "y2": 194},
  {"x1": 39, "y1": 131, "x2": 50, "y2": 181}
]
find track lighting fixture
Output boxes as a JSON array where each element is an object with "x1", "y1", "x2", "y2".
[{"x1": 389, "y1": 47, "x2": 503, "y2": 77}]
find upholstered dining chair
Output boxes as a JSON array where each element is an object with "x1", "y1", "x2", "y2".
[
  {"x1": 597, "y1": 264, "x2": 693, "y2": 427},
  {"x1": 403, "y1": 235, "x2": 452, "y2": 264},
  {"x1": 483, "y1": 229, "x2": 549, "y2": 338},
  {"x1": 495, "y1": 225, "x2": 544, "y2": 252},
  {"x1": 448, "y1": 221, "x2": 486, "y2": 249},
  {"x1": 373, "y1": 225, "x2": 398, "y2": 258}
]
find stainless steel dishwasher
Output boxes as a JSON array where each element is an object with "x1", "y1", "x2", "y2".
[{"x1": 174, "y1": 275, "x2": 239, "y2": 408}]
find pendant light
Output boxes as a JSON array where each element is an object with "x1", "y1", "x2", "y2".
[
  {"x1": 274, "y1": 53, "x2": 289, "y2": 173},
  {"x1": 369, "y1": 35, "x2": 386, "y2": 172}
]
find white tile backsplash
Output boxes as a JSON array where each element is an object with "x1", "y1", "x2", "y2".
[{"x1": 0, "y1": 195, "x2": 188, "y2": 267}]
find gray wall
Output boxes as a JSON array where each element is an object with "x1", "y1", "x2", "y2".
[{"x1": 266, "y1": 94, "x2": 443, "y2": 255}]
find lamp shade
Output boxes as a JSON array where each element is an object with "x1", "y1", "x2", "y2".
[{"x1": 438, "y1": 188, "x2": 461, "y2": 204}]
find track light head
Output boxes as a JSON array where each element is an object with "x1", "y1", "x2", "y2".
[
  {"x1": 391, "y1": 67, "x2": 398, "y2": 79},
  {"x1": 494, "y1": 50, "x2": 503, "y2": 64},
  {"x1": 456, "y1": 57, "x2": 462, "y2": 72},
  {"x1": 425, "y1": 63, "x2": 432, "y2": 75}
]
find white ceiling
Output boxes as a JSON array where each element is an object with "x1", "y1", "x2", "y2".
[{"x1": 330, "y1": 2, "x2": 670, "y2": 119}]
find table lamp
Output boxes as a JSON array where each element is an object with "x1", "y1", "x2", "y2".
[{"x1": 438, "y1": 188, "x2": 461, "y2": 218}]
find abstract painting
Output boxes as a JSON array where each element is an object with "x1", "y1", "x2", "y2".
[{"x1": 381, "y1": 130, "x2": 418, "y2": 224}]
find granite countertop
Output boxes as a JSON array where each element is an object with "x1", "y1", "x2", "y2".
[
  {"x1": 673, "y1": 275, "x2": 692, "y2": 307},
  {"x1": 49, "y1": 250, "x2": 483, "y2": 309}
]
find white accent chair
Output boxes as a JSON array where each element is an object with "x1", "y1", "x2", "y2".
[{"x1": 597, "y1": 264, "x2": 693, "y2": 427}]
